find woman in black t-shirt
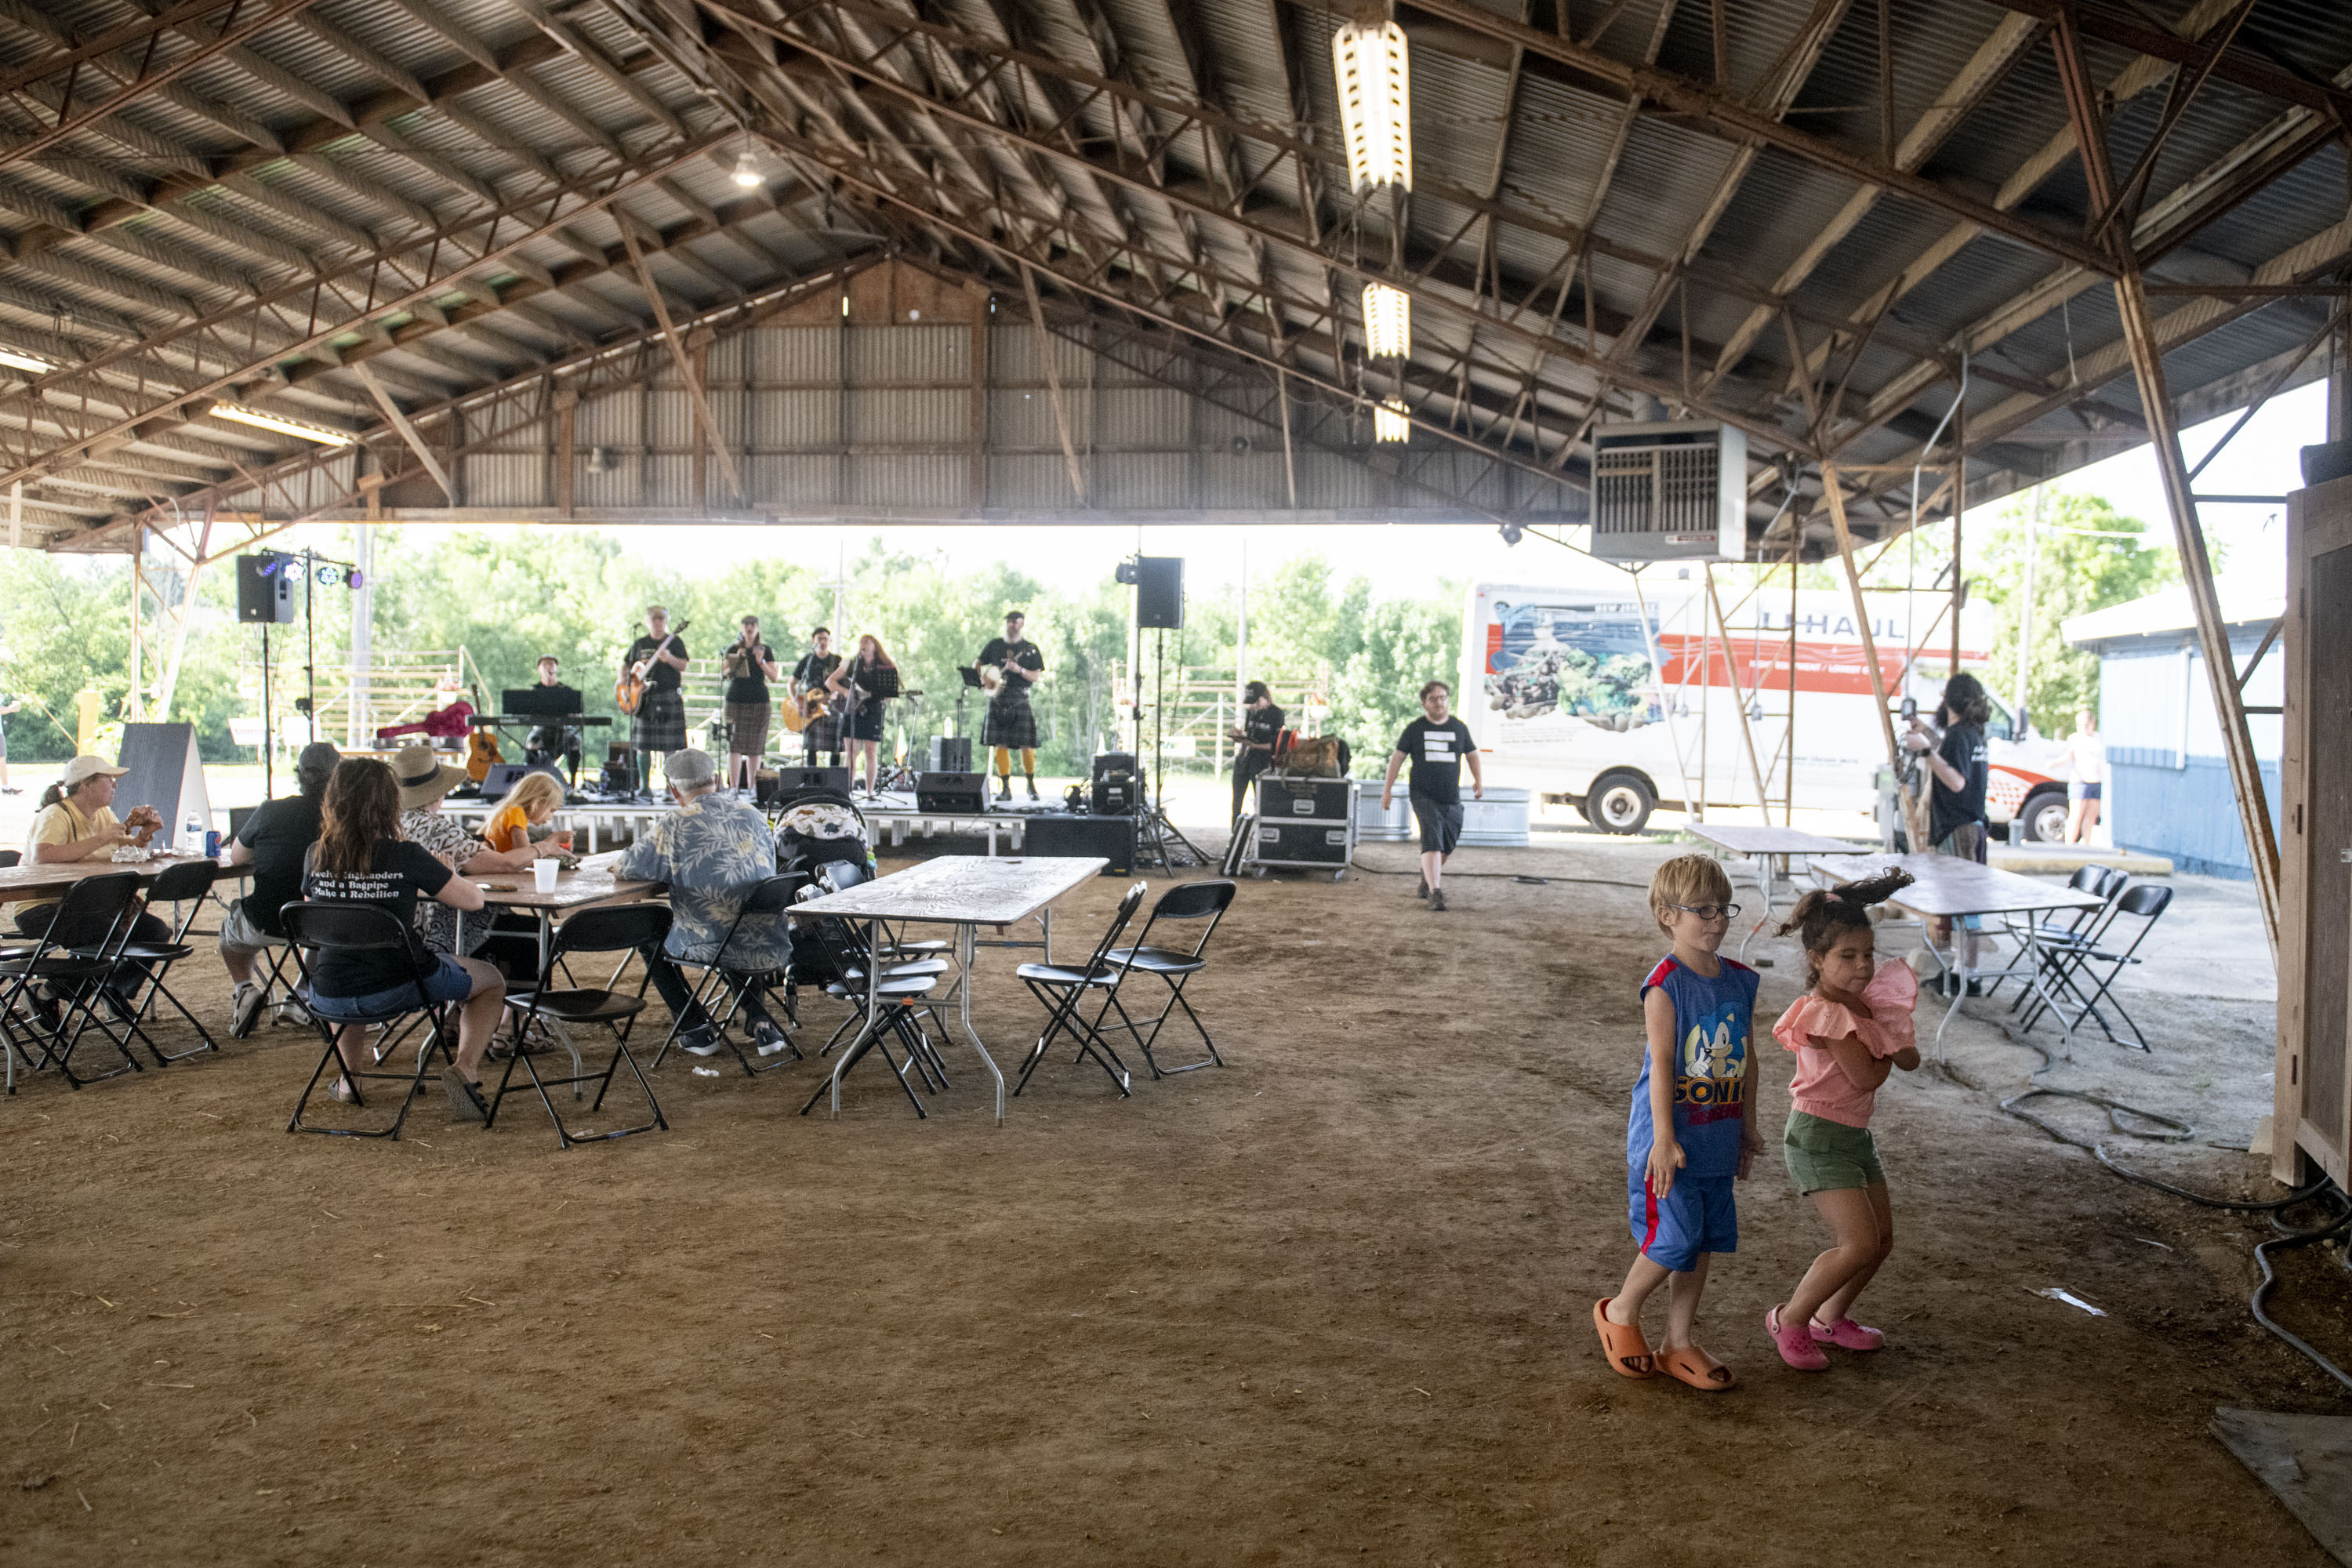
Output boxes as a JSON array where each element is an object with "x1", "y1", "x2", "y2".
[
  {"x1": 299, "y1": 758, "x2": 505, "y2": 1120},
  {"x1": 829, "y1": 633, "x2": 898, "y2": 794},
  {"x1": 1226, "y1": 680, "x2": 1285, "y2": 826},
  {"x1": 1903, "y1": 672, "x2": 1992, "y2": 986}
]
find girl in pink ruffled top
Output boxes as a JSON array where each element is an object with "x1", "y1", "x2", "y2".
[{"x1": 1762, "y1": 869, "x2": 1922, "y2": 1372}]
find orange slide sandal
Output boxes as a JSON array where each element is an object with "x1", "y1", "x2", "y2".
[
  {"x1": 1657, "y1": 1345, "x2": 1737, "y2": 1391},
  {"x1": 1593, "y1": 1298, "x2": 1655, "y2": 1378}
]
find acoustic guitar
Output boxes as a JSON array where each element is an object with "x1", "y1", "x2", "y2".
[
  {"x1": 614, "y1": 620, "x2": 689, "y2": 717},
  {"x1": 463, "y1": 678, "x2": 503, "y2": 782}
]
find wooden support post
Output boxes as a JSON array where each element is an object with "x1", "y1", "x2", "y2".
[
  {"x1": 353, "y1": 362, "x2": 455, "y2": 502},
  {"x1": 1825, "y1": 466, "x2": 1929, "y2": 851},
  {"x1": 2114, "y1": 268, "x2": 2281, "y2": 951},
  {"x1": 690, "y1": 337, "x2": 710, "y2": 511},
  {"x1": 1705, "y1": 562, "x2": 1775, "y2": 824},
  {"x1": 554, "y1": 389, "x2": 577, "y2": 517},
  {"x1": 620, "y1": 223, "x2": 744, "y2": 505},
  {"x1": 968, "y1": 284, "x2": 989, "y2": 507},
  {"x1": 1278, "y1": 369, "x2": 1298, "y2": 509},
  {"x1": 1019, "y1": 260, "x2": 1087, "y2": 506}
]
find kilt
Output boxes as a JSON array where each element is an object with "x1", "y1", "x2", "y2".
[
  {"x1": 982, "y1": 694, "x2": 1037, "y2": 750},
  {"x1": 724, "y1": 700, "x2": 771, "y2": 757},
  {"x1": 801, "y1": 706, "x2": 844, "y2": 753},
  {"x1": 848, "y1": 701, "x2": 884, "y2": 743},
  {"x1": 630, "y1": 687, "x2": 687, "y2": 753}
]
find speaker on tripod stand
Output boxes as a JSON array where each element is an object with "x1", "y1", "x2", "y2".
[{"x1": 1113, "y1": 556, "x2": 1202, "y2": 869}]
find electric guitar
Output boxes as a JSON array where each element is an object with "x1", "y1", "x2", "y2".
[{"x1": 614, "y1": 620, "x2": 689, "y2": 717}]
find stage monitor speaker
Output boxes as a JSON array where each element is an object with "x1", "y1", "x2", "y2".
[
  {"x1": 928, "y1": 735, "x2": 973, "y2": 773},
  {"x1": 771, "y1": 765, "x2": 851, "y2": 800},
  {"x1": 236, "y1": 554, "x2": 296, "y2": 623},
  {"x1": 479, "y1": 761, "x2": 564, "y2": 800},
  {"x1": 1133, "y1": 556, "x2": 1184, "y2": 630},
  {"x1": 600, "y1": 757, "x2": 637, "y2": 796},
  {"x1": 916, "y1": 771, "x2": 989, "y2": 812},
  {"x1": 1091, "y1": 751, "x2": 1138, "y2": 779},
  {"x1": 1024, "y1": 812, "x2": 1136, "y2": 874}
]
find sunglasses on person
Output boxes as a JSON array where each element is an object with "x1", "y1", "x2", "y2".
[{"x1": 1669, "y1": 902, "x2": 1741, "y2": 923}]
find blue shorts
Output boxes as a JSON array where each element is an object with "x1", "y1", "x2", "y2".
[
  {"x1": 305, "y1": 954, "x2": 475, "y2": 1020},
  {"x1": 2069, "y1": 782, "x2": 2102, "y2": 801},
  {"x1": 1629, "y1": 1169, "x2": 1737, "y2": 1272}
]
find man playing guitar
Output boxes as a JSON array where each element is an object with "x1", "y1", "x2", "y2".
[
  {"x1": 976, "y1": 610, "x2": 1045, "y2": 800},
  {"x1": 621, "y1": 605, "x2": 691, "y2": 784},
  {"x1": 791, "y1": 626, "x2": 844, "y2": 768}
]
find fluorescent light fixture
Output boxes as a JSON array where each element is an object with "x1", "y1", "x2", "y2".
[
  {"x1": 1362, "y1": 282, "x2": 1410, "y2": 358},
  {"x1": 1374, "y1": 397, "x2": 1410, "y2": 443},
  {"x1": 1332, "y1": 20, "x2": 1411, "y2": 193},
  {"x1": 0, "y1": 346, "x2": 56, "y2": 374},
  {"x1": 731, "y1": 149, "x2": 764, "y2": 188},
  {"x1": 209, "y1": 401, "x2": 355, "y2": 447}
]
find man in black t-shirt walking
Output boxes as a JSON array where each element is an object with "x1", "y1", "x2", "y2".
[
  {"x1": 1226, "y1": 680, "x2": 1283, "y2": 826},
  {"x1": 1381, "y1": 680, "x2": 1483, "y2": 912}
]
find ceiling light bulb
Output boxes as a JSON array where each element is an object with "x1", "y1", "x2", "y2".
[
  {"x1": 1332, "y1": 20, "x2": 1412, "y2": 194},
  {"x1": 1374, "y1": 397, "x2": 1410, "y2": 443},
  {"x1": 0, "y1": 346, "x2": 56, "y2": 374},
  {"x1": 731, "y1": 150, "x2": 764, "y2": 188},
  {"x1": 1362, "y1": 282, "x2": 1410, "y2": 358},
  {"x1": 208, "y1": 401, "x2": 355, "y2": 447}
]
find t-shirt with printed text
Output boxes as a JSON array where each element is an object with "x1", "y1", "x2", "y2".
[
  {"x1": 1392, "y1": 715, "x2": 1477, "y2": 806},
  {"x1": 1626, "y1": 953, "x2": 1760, "y2": 1179}
]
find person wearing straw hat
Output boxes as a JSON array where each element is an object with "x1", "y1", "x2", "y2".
[
  {"x1": 390, "y1": 742, "x2": 553, "y2": 962},
  {"x1": 11, "y1": 755, "x2": 169, "y2": 1013}
]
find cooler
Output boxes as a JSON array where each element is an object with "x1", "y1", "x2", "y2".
[{"x1": 1460, "y1": 786, "x2": 1532, "y2": 848}]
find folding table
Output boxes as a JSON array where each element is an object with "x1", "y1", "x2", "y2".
[
  {"x1": 1686, "y1": 824, "x2": 1871, "y2": 960},
  {"x1": 793, "y1": 855, "x2": 1108, "y2": 1123}
]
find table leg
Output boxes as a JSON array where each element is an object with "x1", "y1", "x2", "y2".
[{"x1": 951, "y1": 923, "x2": 1005, "y2": 1125}]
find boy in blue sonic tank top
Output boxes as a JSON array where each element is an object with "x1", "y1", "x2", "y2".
[{"x1": 1593, "y1": 854, "x2": 1762, "y2": 1391}]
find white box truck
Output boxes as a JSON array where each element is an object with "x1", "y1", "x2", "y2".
[{"x1": 1459, "y1": 581, "x2": 2075, "y2": 841}]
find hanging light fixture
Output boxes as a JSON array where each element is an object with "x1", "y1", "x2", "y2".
[
  {"x1": 0, "y1": 346, "x2": 55, "y2": 374},
  {"x1": 1362, "y1": 282, "x2": 1410, "y2": 358},
  {"x1": 731, "y1": 147, "x2": 764, "y2": 188},
  {"x1": 208, "y1": 401, "x2": 355, "y2": 447},
  {"x1": 1332, "y1": 18, "x2": 1412, "y2": 194},
  {"x1": 1374, "y1": 397, "x2": 1410, "y2": 443}
]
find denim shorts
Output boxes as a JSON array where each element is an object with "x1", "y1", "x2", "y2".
[{"x1": 306, "y1": 953, "x2": 474, "y2": 1019}]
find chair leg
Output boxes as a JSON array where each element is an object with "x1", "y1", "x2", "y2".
[{"x1": 131, "y1": 967, "x2": 221, "y2": 1063}]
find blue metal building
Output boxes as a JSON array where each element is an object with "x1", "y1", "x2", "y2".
[{"x1": 2063, "y1": 583, "x2": 2283, "y2": 880}]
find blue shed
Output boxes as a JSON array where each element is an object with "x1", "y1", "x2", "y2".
[{"x1": 2062, "y1": 582, "x2": 2282, "y2": 880}]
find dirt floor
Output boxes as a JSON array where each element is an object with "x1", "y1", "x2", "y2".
[{"x1": 2, "y1": 834, "x2": 2347, "y2": 1566}]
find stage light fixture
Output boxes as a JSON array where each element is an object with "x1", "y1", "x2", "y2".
[
  {"x1": 347, "y1": 568, "x2": 365, "y2": 590},
  {"x1": 0, "y1": 346, "x2": 56, "y2": 374},
  {"x1": 1374, "y1": 397, "x2": 1410, "y2": 443},
  {"x1": 1332, "y1": 19, "x2": 1412, "y2": 193},
  {"x1": 1362, "y1": 282, "x2": 1410, "y2": 358},
  {"x1": 209, "y1": 401, "x2": 355, "y2": 446},
  {"x1": 315, "y1": 564, "x2": 341, "y2": 586}
]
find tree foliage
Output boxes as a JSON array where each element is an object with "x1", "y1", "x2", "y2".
[{"x1": 1971, "y1": 491, "x2": 2180, "y2": 729}]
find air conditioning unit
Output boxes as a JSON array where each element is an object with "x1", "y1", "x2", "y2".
[{"x1": 1588, "y1": 419, "x2": 1746, "y2": 561}]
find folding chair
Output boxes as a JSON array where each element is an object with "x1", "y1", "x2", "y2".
[
  {"x1": 0, "y1": 872, "x2": 154, "y2": 1091},
  {"x1": 492, "y1": 903, "x2": 671, "y2": 1149},
  {"x1": 649, "y1": 876, "x2": 804, "y2": 1076},
  {"x1": 1013, "y1": 882, "x2": 1148, "y2": 1098},
  {"x1": 281, "y1": 902, "x2": 460, "y2": 1141},
  {"x1": 1107, "y1": 879, "x2": 1236, "y2": 1078},
  {"x1": 796, "y1": 913, "x2": 944, "y2": 1118},
  {"x1": 1991, "y1": 865, "x2": 2124, "y2": 1006},
  {"x1": 113, "y1": 858, "x2": 223, "y2": 1062},
  {"x1": 2016, "y1": 883, "x2": 2173, "y2": 1051}
]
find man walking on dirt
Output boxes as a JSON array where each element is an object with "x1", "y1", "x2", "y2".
[{"x1": 1382, "y1": 681, "x2": 1483, "y2": 912}]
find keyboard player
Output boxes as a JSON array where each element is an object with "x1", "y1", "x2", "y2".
[{"x1": 522, "y1": 656, "x2": 585, "y2": 785}]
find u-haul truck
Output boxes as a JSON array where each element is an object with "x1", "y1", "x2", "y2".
[{"x1": 1459, "y1": 582, "x2": 2073, "y2": 840}]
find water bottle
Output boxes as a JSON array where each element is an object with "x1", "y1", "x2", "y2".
[{"x1": 183, "y1": 808, "x2": 205, "y2": 855}]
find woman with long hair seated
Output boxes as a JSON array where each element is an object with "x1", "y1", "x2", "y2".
[{"x1": 300, "y1": 759, "x2": 506, "y2": 1121}]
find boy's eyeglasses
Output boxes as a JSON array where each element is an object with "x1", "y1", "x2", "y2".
[{"x1": 1670, "y1": 902, "x2": 1740, "y2": 922}]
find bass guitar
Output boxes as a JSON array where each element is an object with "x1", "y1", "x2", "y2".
[{"x1": 614, "y1": 620, "x2": 689, "y2": 717}]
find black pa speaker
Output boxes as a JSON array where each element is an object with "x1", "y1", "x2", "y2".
[
  {"x1": 1024, "y1": 812, "x2": 1136, "y2": 874},
  {"x1": 771, "y1": 766, "x2": 851, "y2": 801},
  {"x1": 1133, "y1": 556, "x2": 1183, "y2": 630},
  {"x1": 927, "y1": 735, "x2": 973, "y2": 773},
  {"x1": 237, "y1": 554, "x2": 296, "y2": 623},
  {"x1": 916, "y1": 771, "x2": 989, "y2": 812}
]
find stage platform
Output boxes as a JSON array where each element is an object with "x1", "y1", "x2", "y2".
[{"x1": 442, "y1": 789, "x2": 1067, "y2": 854}]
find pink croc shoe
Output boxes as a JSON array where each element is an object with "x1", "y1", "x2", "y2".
[
  {"x1": 1766, "y1": 1305, "x2": 1830, "y2": 1371},
  {"x1": 1809, "y1": 1316, "x2": 1886, "y2": 1351}
]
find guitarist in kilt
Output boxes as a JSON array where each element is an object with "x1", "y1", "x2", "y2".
[
  {"x1": 621, "y1": 605, "x2": 691, "y2": 779},
  {"x1": 977, "y1": 610, "x2": 1046, "y2": 800}
]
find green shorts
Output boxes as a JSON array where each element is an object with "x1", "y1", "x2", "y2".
[{"x1": 1784, "y1": 1110, "x2": 1886, "y2": 1194}]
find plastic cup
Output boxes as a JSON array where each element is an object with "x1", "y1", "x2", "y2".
[{"x1": 532, "y1": 859, "x2": 560, "y2": 894}]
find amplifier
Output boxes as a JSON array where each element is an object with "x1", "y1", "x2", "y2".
[
  {"x1": 1091, "y1": 773, "x2": 1138, "y2": 815},
  {"x1": 928, "y1": 735, "x2": 973, "y2": 773},
  {"x1": 1023, "y1": 811, "x2": 1135, "y2": 875},
  {"x1": 1255, "y1": 820, "x2": 1351, "y2": 865},
  {"x1": 916, "y1": 770, "x2": 989, "y2": 812},
  {"x1": 1091, "y1": 751, "x2": 1138, "y2": 780},
  {"x1": 1257, "y1": 776, "x2": 1354, "y2": 821},
  {"x1": 770, "y1": 765, "x2": 851, "y2": 800},
  {"x1": 600, "y1": 757, "x2": 637, "y2": 795}
]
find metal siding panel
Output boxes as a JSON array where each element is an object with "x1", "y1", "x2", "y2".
[
  {"x1": 464, "y1": 452, "x2": 543, "y2": 509},
  {"x1": 847, "y1": 388, "x2": 963, "y2": 447},
  {"x1": 644, "y1": 454, "x2": 690, "y2": 508},
  {"x1": 988, "y1": 454, "x2": 1074, "y2": 509},
  {"x1": 1096, "y1": 452, "x2": 1190, "y2": 510},
  {"x1": 761, "y1": 326, "x2": 842, "y2": 383},
  {"x1": 851, "y1": 454, "x2": 964, "y2": 508},
  {"x1": 844, "y1": 323, "x2": 967, "y2": 383},
  {"x1": 1094, "y1": 387, "x2": 1189, "y2": 449},
  {"x1": 761, "y1": 455, "x2": 841, "y2": 507}
]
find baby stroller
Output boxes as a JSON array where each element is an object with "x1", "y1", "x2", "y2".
[{"x1": 774, "y1": 790, "x2": 877, "y2": 901}]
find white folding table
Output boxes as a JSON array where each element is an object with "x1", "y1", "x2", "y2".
[{"x1": 1686, "y1": 824, "x2": 1871, "y2": 959}]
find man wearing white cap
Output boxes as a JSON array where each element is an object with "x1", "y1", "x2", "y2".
[
  {"x1": 12, "y1": 755, "x2": 169, "y2": 1010},
  {"x1": 616, "y1": 746, "x2": 792, "y2": 1057}
]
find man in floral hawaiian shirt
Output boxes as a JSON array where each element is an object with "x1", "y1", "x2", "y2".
[{"x1": 617, "y1": 748, "x2": 791, "y2": 1057}]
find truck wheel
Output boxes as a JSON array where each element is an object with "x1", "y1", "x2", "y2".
[
  {"x1": 1587, "y1": 771, "x2": 1655, "y2": 835},
  {"x1": 2021, "y1": 788, "x2": 2070, "y2": 844}
]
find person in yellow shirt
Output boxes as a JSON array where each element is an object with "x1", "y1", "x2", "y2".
[
  {"x1": 15, "y1": 755, "x2": 168, "y2": 1011},
  {"x1": 484, "y1": 771, "x2": 566, "y2": 854}
]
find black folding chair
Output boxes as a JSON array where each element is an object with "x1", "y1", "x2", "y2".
[
  {"x1": 1107, "y1": 879, "x2": 1236, "y2": 1078},
  {"x1": 113, "y1": 858, "x2": 223, "y2": 1062},
  {"x1": 0, "y1": 872, "x2": 154, "y2": 1091},
  {"x1": 1992, "y1": 865, "x2": 2125, "y2": 1007},
  {"x1": 795, "y1": 912, "x2": 943, "y2": 1118},
  {"x1": 1013, "y1": 882, "x2": 1148, "y2": 1098},
  {"x1": 2016, "y1": 882, "x2": 2174, "y2": 1051},
  {"x1": 281, "y1": 902, "x2": 460, "y2": 1141},
  {"x1": 492, "y1": 903, "x2": 671, "y2": 1149},
  {"x1": 649, "y1": 876, "x2": 803, "y2": 1076}
]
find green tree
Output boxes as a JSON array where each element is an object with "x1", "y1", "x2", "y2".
[
  {"x1": 1973, "y1": 491, "x2": 2180, "y2": 728},
  {"x1": 1327, "y1": 585, "x2": 1465, "y2": 761}
]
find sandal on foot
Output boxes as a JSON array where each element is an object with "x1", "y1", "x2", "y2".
[
  {"x1": 441, "y1": 1068, "x2": 489, "y2": 1123},
  {"x1": 1766, "y1": 1306, "x2": 1830, "y2": 1370},
  {"x1": 1657, "y1": 1345, "x2": 1736, "y2": 1391},
  {"x1": 1593, "y1": 1298, "x2": 1654, "y2": 1378},
  {"x1": 328, "y1": 1076, "x2": 360, "y2": 1105},
  {"x1": 1809, "y1": 1316, "x2": 1886, "y2": 1351}
]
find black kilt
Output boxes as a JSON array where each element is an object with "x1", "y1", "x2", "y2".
[
  {"x1": 630, "y1": 687, "x2": 688, "y2": 753},
  {"x1": 982, "y1": 694, "x2": 1037, "y2": 750},
  {"x1": 801, "y1": 706, "x2": 844, "y2": 753},
  {"x1": 848, "y1": 701, "x2": 885, "y2": 742}
]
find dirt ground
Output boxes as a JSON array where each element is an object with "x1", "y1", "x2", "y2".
[{"x1": 2, "y1": 835, "x2": 2346, "y2": 1566}]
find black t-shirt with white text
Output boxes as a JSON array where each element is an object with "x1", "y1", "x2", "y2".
[
  {"x1": 300, "y1": 840, "x2": 455, "y2": 998},
  {"x1": 1929, "y1": 720, "x2": 1988, "y2": 845},
  {"x1": 1395, "y1": 716, "x2": 1477, "y2": 805},
  {"x1": 978, "y1": 637, "x2": 1044, "y2": 703},
  {"x1": 1240, "y1": 703, "x2": 1285, "y2": 765},
  {"x1": 626, "y1": 632, "x2": 688, "y2": 691}
]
